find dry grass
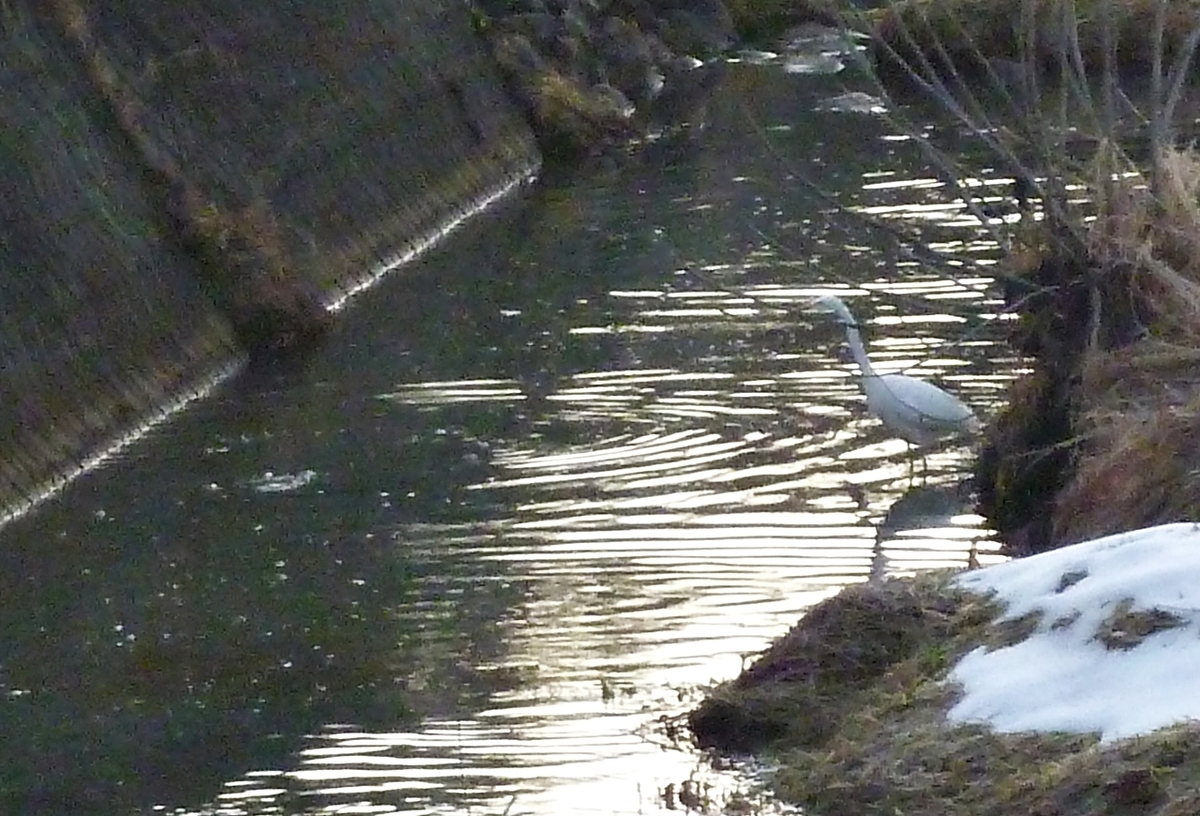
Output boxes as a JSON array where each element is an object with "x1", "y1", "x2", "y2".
[
  {"x1": 1093, "y1": 598, "x2": 1185, "y2": 648},
  {"x1": 776, "y1": 705, "x2": 1200, "y2": 816},
  {"x1": 692, "y1": 572, "x2": 1200, "y2": 816},
  {"x1": 689, "y1": 573, "x2": 999, "y2": 752},
  {"x1": 979, "y1": 145, "x2": 1200, "y2": 549},
  {"x1": 874, "y1": 0, "x2": 1200, "y2": 80},
  {"x1": 693, "y1": 2, "x2": 1200, "y2": 811},
  {"x1": 1045, "y1": 147, "x2": 1200, "y2": 543}
]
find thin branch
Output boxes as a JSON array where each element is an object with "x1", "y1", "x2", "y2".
[
  {"x1": 1098, "y1": 0, "x2": 1116, "y2": 139},
  {"x1": 1150, "y1": 0, "x2": 1168, "y2": 170},
  {"x1": 850, "y1": 10, "x2": 1021, "y2": 251},
  {"x1": 1160, "y1": 16, "x2": 1200, "y2": 150},
  {"x1": 1060, "y1": 0, "x2": 1099, "y2": 129}
]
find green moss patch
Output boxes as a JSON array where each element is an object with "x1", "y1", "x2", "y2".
[
  {"x1": 691, "y1": 572, "x2": 1200, "y2": 815},
  {"x1": 488, "y1": 32, "x2": 635, "y2": 161}
]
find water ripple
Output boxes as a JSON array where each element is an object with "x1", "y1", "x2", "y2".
[{"x1": 2, "y1": 60, "x2": 1023, "y2": 816}]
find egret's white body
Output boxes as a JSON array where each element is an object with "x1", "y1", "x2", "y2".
[{"x1": 808, "y1": 295, "x2": 980, "y2": 446}]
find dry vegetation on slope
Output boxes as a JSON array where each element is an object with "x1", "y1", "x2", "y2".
[{"x1": 860, "y1": 0, "x2": 1200, "y2": 553}]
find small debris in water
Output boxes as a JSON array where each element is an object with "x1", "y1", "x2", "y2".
[{"x1": 248, "y1": 469, "x2": 318, "y2": 493}]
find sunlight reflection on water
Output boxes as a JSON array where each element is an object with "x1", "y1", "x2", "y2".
[
  {"x1": 184, "y1": 268, "x2": 1007, "y2": 815},
  {"x1": 1, "y1": 59, "x2": 1027, "y2": 816}
]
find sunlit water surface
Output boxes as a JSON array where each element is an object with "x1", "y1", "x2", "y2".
[{"x1": 0, "y1": 58, "x2": 1019, "y2": 816}]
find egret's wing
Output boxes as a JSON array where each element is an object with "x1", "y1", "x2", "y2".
[{"x1": 879, "y1": 375, "x2": 974, "y2": 424}]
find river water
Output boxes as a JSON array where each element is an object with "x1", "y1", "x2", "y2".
[{"x1": 0, "y1": 57, "x2": 1016, "y2": 815}]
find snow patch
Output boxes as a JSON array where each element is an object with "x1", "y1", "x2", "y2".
[{"x1": 947, "y1": 522, "x2": 1200, "y2": 742}]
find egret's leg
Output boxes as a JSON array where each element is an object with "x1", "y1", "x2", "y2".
[
  {"x1": 870, "y1": 533, "x2": 887, "y2": 583},
  {"x1": 967, "y1": 539, "x2": 981, "y2": 570}
]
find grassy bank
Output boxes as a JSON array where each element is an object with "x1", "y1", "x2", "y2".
[
  {"x1": 983, "y1": 146, "x2": 1200, "y2": 550},
  {"x1": 690, "y1": 571, "x2": 1200, "y2": 815}
]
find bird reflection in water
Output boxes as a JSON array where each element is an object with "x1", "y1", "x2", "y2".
[{"x1": 871, "y1": 481, "x2": 984, "y2": 582}]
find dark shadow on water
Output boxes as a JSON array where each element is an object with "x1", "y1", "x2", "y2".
[{"x1": 0, "y1": 485, "x2": 428, "y2": 814}]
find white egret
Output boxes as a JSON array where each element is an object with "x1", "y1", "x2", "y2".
[{"x1": 807, "y1": 295, "x2": 981, "y2": 447}]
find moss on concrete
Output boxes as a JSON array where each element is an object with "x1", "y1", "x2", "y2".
[
  {"x1": 49, "y1": 0, "x2": 333, "y2": 362},
  {"x1": 0, "y1": 0, "x2": 538, "y2": 520}
]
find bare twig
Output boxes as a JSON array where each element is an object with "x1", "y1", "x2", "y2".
[
  {"x1": 1150, "y1": 0, "x2": 1168, "y2": 178},
  {"x1": 1160, "y1": 17, "x2": 1200, "y2": 152}
]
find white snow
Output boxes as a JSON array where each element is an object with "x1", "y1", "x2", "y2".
[{"x1": 946, "y1": 522, "x2": 1200, "y2": 742}]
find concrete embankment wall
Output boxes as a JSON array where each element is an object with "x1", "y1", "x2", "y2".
[{"x1": 0, "y1": 1, "x2": 539, "y2": 519}]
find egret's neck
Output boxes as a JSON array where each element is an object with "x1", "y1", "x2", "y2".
[{"x1": 841, "y1": 321, "x2": 876, "y2": 377}]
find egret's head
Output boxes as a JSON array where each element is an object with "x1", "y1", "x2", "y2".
[{"x1": 805, "y1": 294, "x2": 857, "y2": 327}]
